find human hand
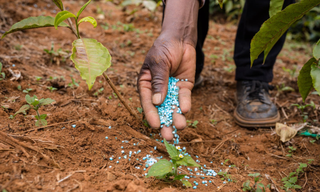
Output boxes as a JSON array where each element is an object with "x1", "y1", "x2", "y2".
[{"x1": 138, "y1": 35, "x2": 196, "y2": 140}]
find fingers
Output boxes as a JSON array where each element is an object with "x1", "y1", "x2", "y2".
[
  {"x1": 161, "y1": 126, "x2": 173, "y2": 141},
  {"x1": 178, "y1": 86, "x2": 192, "y2": 114},
  {"x1": 173, "y1": 109, "x2": 186, "y2": 129},
  {"x1": 138, "y1": 69, "x2": 160, "y2": 129}
]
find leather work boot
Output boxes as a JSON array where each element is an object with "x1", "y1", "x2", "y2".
[{"x1": 234, "y1": 81, "x2": 280, "y2": 127}]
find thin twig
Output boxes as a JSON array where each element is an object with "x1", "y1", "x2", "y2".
[
  {"x1": 265, "y1": 174, "x2": 280, "y2": 192},
  {"x1": 178, "y1": 140, "x2": 221, "y2": 144},
  {"x1": 58, "y1": 170, "x2": 86, "y2": 183},
  {"x1": 21, "y1": 120, "x2": 76, "y2": 133},
  {"x1": 212, "y1": 138, "x2": 230, "y2": 155},
  {"x1": 103, "y1": 73, "x2": 140, "y2": 120},
  {"x1": 281, "y1": 107, "x2": 288, "y2": 119},
  {"x1": 303, "y1": 172, "x2": 308, "y2": 189}
]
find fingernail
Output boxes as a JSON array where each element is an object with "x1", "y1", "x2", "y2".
[{"x1": 153, "y1": 93, "x2": 161, "y2": 105}]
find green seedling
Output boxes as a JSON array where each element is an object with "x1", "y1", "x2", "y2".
[
  {"x1": 23, "y1": 88, "x2": 33, "y2": 94},
  {"x1": 47, "y1": 86, "x2": 57, "y2": 92},
  {"x1": 223, "y1": 64, "x2": 236, "y2": 73},
  {"x1": 137, "y1": 107, "x2": 143, "y2": 113},
  {"x1": 286, "y1": 146, "x2": 297, "y2": 157},
  {"x1": 93, "y1": 87, "x2": 104, "y2": 96},
  {"x1": 15, "y1": 95, "x2": 55, "y2": 126},
  {"x1": 68, "y1": 76, "x2": 80, "y2": 88},
  {"x1": 276, "y1": 83, "x2": 295, "y2": 94},
  {"x1": 17, "y1": 85, "x2": 22, "y2": 91},
  {"x1": 242, "y1": 173, "x2": 268, "y2": 192},
  {"x1": 282, "y1": 65, "x2": 298, "y2": 79},
  {"x1": 218, "y1": 170, "x2": 234, "y2": 182},
  {"x1": 310, "y1": 139, "x2": 316, "y2": 144},
  {"x1": 210, "y1": 119, "x2": 217, "y2": 125},
  {"x1": 1, "y1": 0, "x2": 144, "y2": 124},
  {"x1": 0, "y1": 62, "x2": 5, "y2": 80},
  {"x1": 44, "y1": 42, "x2": 68, "y2": 64},
  {"x1": 146, "y1": 139, "x2": 200, "y2": 188},
  {"x1": 2, "y1": 0, "x2": 112, "y2": 91},
  {"x1": 35, "y1": 76, "x2": 42, "y2": 81},
  {"x1": 14, "y1": 44, "x2": 23, "y2": 50},
  {"x1": 281, "y1": 163, "x2": 307, "y2": 191},
  {"x1": 186, "y1": 120, "x2": 199, "y2": 128},
  {"x1": 291, "y1": 101, "x2": 315, "y2": 122}
]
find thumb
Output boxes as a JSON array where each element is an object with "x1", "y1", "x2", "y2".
[
  {"x1": 144, "y1": 49, "x2": 170, "y2": 106},
  {"x1": 150, "y1": 64, "x2": 169, "y2": 105}
]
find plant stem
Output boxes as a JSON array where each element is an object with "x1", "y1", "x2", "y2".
[
  {"x1": 75, "y1": 19, "x2": 81, "y2": 39},
  {"x1": 103, "y1": 72, "x2": 140, "y2": 121}
]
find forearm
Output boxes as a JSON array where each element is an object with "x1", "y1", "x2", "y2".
[{"x1": 161, "y1": 0, "x2": 199, "y2": 47}]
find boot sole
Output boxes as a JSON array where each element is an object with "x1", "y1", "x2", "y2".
[{"x1": 233, "y1": 110, "x2": 280, "y2": 128}]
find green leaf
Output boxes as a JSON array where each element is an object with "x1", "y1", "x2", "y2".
[
  {"x1": 71, "y1": 38, "x2": 111, "y2": 90},
  {"x1": 146, "y1": 159, "x2": 172, "y2": 178},
  {"x1": 40, "y1": 98, "x2": 55, "y2": 105},
  {"x1": 269, "y1": 0, "x2": 284, "y2": 17},
  {"x1": 52, "y1": 0, "x2": 64, "y2": 11},
  {"x1": 0, "y1": 62, "x2": 2, "y2": 72},
  {"x1": 77, "y1": 0, "x2": 92, "y2": 18},
  {"x1": 288, "y1": 177, "x2": 297, "y2": 183},
  {"x1": 164, "y1": 139, "x2": 179, "y2": 160},
  {"x1": 121, "y1": 0, "x2": 142, "y2": 6},
  {"x1": 40, "y1": 119, "x2": 47, "y2": 126},
  {"x1": 182, "y1": 155, "x2": 200, "y2": 167},
  {"x1": 25, "y1": 95, "x2": 33, "y2": 104},
  {"x1": 293, "y1": 185, "x2": 302, "y2": 189},
  {"x1": 35, "y1": 120, "x2": 40, "y2": 127},
  {"x1": 311, "y1": 64, "x2": 320, "y2": 96},
  {"x1": 173, "y1": 174, "x2": 186, "y2": 181},
  {"x1": 142, "y1": 1, "x2": 157, "y2": 12},
  {"x1": 2, "y1": 16, "x2": 69, "y2": 39},
  {"x1": 313, "y1": 39, "x2": 320, "y2": 59},
  {"x1": 298, "y1": 58, "x2": 317, "y2": 102},
  {"x1": 181, "y1": 180, "x2": 192, "y2": 188},
  {"x1": 54, "y1": 11, "x2": 76, "y2": 29},
  {"x1": 257, "y1": 183, "x2": 265, "y2": 189},
  {"x1": 250, "y1": 0, "x2": 320, "y2": 65},
  {"x1": 218, "y1": 0, "x2": 223, "y2": 8},
  {"x1": 78, "y1": 16, "x2": 97, "y2": 28},
  {"x1": 39, "y1": 114, "x2": 47, "y2": 119},
  {"x1": 15, "y1": 105, "x2": 30, "y2": 116}
]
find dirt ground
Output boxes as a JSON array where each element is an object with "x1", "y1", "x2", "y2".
[{"x1": 0, "y1": 0, "x2": 320, "y2": 191}]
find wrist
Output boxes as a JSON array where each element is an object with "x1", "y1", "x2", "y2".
[{"x1": 161, "y1": 0, "x2": 199, "y2": 47}]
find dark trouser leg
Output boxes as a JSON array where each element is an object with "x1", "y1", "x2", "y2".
[
  {"x1": 163, "y1": 1, "x2": 209, "y2": 79},
  {"x1": 234, "y1": 0, "x2": 295, "y2": 82},
  {"x1": 195, "y1": 0, "x2": 209, "y2": 79}
]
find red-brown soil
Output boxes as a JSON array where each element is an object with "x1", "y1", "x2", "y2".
[{"x1": 0, "y1": 1, "x2": 319, "y2": 191}]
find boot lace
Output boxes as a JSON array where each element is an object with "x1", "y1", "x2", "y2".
[{"x1": 243, "y1": 81, "x2": 273, "y2": 104}]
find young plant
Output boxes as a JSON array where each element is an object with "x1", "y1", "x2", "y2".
[
  {"x1": 187, "y1": 120, "x2": 198, "y2": 128},
  {"x1": 44, "y1": 41, "x2": 68, "y2": 64},
  {"x1": 47, "y1": 86, "x2": 57, "y2": 92},
  {"x1": 218, "y1": 171, "x2": 231, "y2": 182},
  {"x1": 0, "y1": 62, "x2": 5, "y2": 80},
  {"x1": 67, "y1": 76, "x2": 79, "y2": 88},
  {"x1": 1, "y1": 0, "x2": 139, "y2": 120},
  {"x1": 93, "y1": 87, "x2": 104, "y2": 96},
  {"x1": 291, "y1": 101, "x2": 315, "y2": 122},
  {"x1": 146, "y1": 139, "x2": 200, "y2": 188},
  {"x1": 15, "y1": 95, "x2": 55, "y2": 126},
  {"x1": 286, "y1": 146, "x2": 297, "y2": 157},
  {"x1": 22, "y1": 88, "x2": 33, "y2": 94},
  {"x1": 281, "y1": 163, "x2": 307, "y2": 191},
  {"x1": 242, "y1": 173, "x2": 268, "y2": 192}
]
